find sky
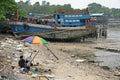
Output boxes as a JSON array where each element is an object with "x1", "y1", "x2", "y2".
[{"x1": 15, "y1": 0, "x2": 120, "y2": 9}]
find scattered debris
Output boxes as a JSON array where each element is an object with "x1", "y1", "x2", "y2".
[{"x1": 75, "y1": 59, "x2": 86, "y2": 63}]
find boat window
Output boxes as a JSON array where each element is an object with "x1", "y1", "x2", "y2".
[
  {"x1": 72, "y1": 15, "x2": 75, "y2": 17},
  {"x1": 77, "y1": 20, "x2": 79, "y2": 22},
  {"x1": 65, "y1": 19, "x2": 81, "y2": 22},
  {"x1": 68, "y1": 15, "x2": 71, "y2": 17},
  {"x1": 65, "y1": 15, "x2": 68, "y2": 17},
  {"x1": 76, "y1": 15, "x2": 79, "y2": 17},
  {"x1": 65, "y1": 20, "x2": 69, "y2": 22},
  {"x1": 79, "y1": 15, "x2": 82, "y2": 17},
  {"x1": 73, "y1": 20, "x2": 76, "y2": 22},
  {"x1": 69, "y1": 20, "x2": 72, "y2": 22}
]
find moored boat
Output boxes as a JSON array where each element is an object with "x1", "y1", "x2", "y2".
[{"x1": 9, "y1": 8, "x2": 97, "y2": 40}]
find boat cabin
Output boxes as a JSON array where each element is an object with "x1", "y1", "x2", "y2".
[
  {"x1": 54, "y1": 8, "x2": 91, "y2": 27},
  {"x1": 90, "y1": 13, "x2": 108, "y2": 25}
]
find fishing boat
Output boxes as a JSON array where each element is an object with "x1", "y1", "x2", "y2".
[{"x1": 9, "y1": 8, "x2": 97, "y2": 40}]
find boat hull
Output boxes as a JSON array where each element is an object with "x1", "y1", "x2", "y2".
[{"x1": 9, "y1": 22, "x2": 96, "y2": 40}]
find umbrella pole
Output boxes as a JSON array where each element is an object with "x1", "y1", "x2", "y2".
[{"x1": 44, "y1": 45, "x2": 59, "y2": 60}]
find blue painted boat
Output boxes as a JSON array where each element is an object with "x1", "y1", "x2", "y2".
[
  {"x1": 9, "y1": 9, "x2": 97, "y2": 40},
  {"x1": 0, "y1": 20, "x2": 10, "y2": 33}
]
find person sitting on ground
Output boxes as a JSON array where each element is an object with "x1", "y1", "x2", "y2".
[
  {"x1": 18, "y1": 55, "x2": 26, "y2": 68},
  {"x1": 18, "y1": 55, "x2": 30, "y2": 72}
]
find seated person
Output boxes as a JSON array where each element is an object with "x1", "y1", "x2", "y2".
[
  {"x1": 18, "y1": 55, "x2": 26, "y2": 68},
  {"x1": 18, "y1": 55, "x2": 30, "y2": 70}
]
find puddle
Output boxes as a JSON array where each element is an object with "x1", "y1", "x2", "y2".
[{"x1": 94, "y1": 51, "x2": 120, "y2": 71}]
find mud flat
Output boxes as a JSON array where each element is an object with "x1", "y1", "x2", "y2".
[{"x1": 0, "y1": 35, "x2": 119, "y2": 80}]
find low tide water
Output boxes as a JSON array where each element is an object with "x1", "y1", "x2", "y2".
[
  {"x1": 94, "y1": 28, "x2": 120, "y2": 71},
  {"x1": 94, "y1": 51, "x2": 120, "y2": 70}
]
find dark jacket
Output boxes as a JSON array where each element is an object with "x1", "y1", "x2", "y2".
[{"x1": 18, "y1": 59, "x2": 26, "y2": 68}]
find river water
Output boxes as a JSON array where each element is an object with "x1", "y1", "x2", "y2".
[{"x1": 94, "y1": 28, "x2": 120, "y2": 71}]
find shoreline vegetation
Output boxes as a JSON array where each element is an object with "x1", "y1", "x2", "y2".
[
  {"x1": 1, "y1": 1, "x2": 120, "y2": 21},
  {"x1": 0, "y1": 34, "x2": 119, "y2": 80}
]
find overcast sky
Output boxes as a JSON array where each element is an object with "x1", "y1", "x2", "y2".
[{"x1": 15, "y1": 0, "x2": 120, "y2": 9}]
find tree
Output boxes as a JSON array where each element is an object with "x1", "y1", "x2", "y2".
[
  {"x1": 63, "y1": 4, "x2": 72, "y2": 10},
  {"x1": 30, "y1": 2, "x2": 41, "y2": 14},
  {"x1": 17, "y1": 1, "x2": 29, "y2": 18},
  {"x1": 88, "y1": 3, "x2": 120, "y2": 18},
  {"x1": 0, "y1": 0, "x2": 17, "y2": 20},
  {"x1": 88, "y1": 3, "x2": 102, "y2": 13}
]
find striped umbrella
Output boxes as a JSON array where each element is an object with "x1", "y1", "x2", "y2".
[
  {"x1": 21, "y1": 36, "x2": 48, "y2": 45},
  {"x1": 21, "y1": 35, "x2": 58, "y2": 60}
]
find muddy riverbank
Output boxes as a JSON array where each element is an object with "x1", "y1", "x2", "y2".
[
  {"x1": 0, "y1": 34, "x2": 119, "y2": 80},
  {"x1": 93, "y1": 27, "x2": 120, "y2": 71}
]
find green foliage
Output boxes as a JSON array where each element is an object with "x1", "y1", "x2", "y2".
[
  {"x1": 0, "y1": 0, "x2": 17, "y2": 20},
  {"x1": 1, "y1": 1, "x2": 120, "y2": 20},
  {"x1": 0, "y1": 14, "x2": 6, "y2": 20},
  {"x1": 17, "y1": 1, "x2": 120, "y2": 18},
  {"x1": 17, "y1": 1, "x2": 73, "y2": 17},
  {"x1": 17, "y1": 1, "x2": 30, "y2": 18}
]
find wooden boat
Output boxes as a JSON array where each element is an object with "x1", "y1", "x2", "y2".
[
  {"x1": 9, "y1": 8, "x2": 97, "y2": 40},
  {"x1": 9, "y1": 22, "x2": 96, "y2": 40}
]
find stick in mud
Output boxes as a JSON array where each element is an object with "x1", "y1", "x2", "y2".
[{"x1": 44, "y1": 45, "x2": 59, "y2": 60}]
